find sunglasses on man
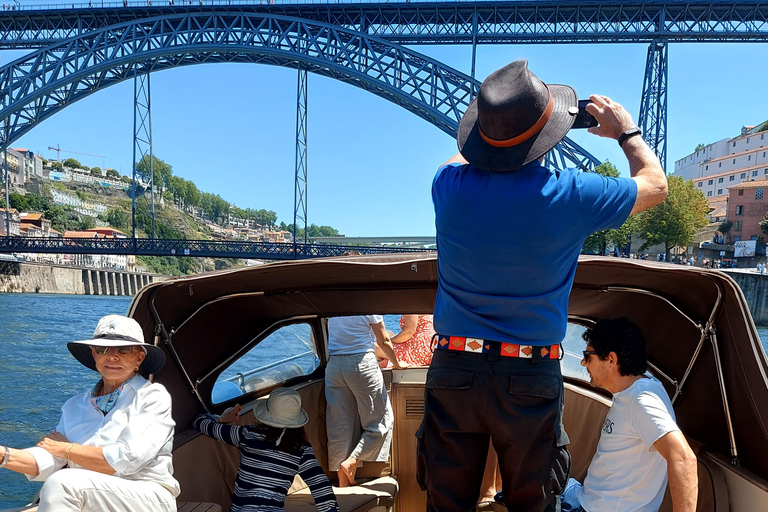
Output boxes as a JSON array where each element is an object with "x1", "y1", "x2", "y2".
[
  {"x1": 91, "y1": 346, "x2": 136, "y2": 356},
  {"x1": 582, "y1": 350, "x2": 599, "y2": 362}
]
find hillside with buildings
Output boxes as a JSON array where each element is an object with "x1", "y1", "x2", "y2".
[
  {"x1": 0, "y1": 151, "x2": 325, "y2": 275},
  {"x1": 672, "y1": 120, "x2": 768, "y2": 265}
]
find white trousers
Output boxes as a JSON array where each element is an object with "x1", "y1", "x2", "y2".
[
  {"x1": 325, "y1": 352, "x2": 393, "y2": 471},
  {"x1": 37, "y1": 468, "x2": 176, "y2": 512}
]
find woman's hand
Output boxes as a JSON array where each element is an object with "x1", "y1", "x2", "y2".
[
  {"x1": 37, "y1": 431, "x2": 69, "y2": 458},
  {"x1": 219, "y1": 404, "x2": 242, "y2": 424},
  {"x1": 41, "y1": 431, "x2": 68, "y2": 443}
]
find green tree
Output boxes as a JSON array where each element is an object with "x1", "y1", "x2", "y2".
[
  {"x1": 106, "y1": 169, "x2": 120, "y2": 180},
  {"x1": 636, "y1": 175, "x2": 710, "y2": 262},
  {"x1": 695, "y1": 143, "x2": 706, "y2": 152},
  {"x1": 718, "y1": 220, "x2": 732, "y2": 235},
  {"x1": 135, "y1": 155, "x2": 173, "y2": 195},
  {"x1": 106, "y1": 208, "x2": 130, "y2": 230},
  {"x1": 90, "y1": 168, "x2": 102, "y2": 177},
  {"x1": 759, "y1": 213, "x2": 768, "y2": 236},
  {"x1": 8, "y1": 192, "x2": 30, "y2": 212},
  {"x1": 76, "y1": 216, "x2": 96, "y2": 231},
  {"x1": 50, "y1": 161, "x2": 63, "y2": 171},
  {"x1": 582, "y1": 161, "x2": 636, "y2": 255},
  {"x1": 62, "y1": 158, "x2": 82, "y2": 169}
]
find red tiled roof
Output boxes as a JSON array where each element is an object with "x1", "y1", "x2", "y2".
[
  {"x1": 19, "y1": 213, "x2": 44, "y2": 221},
  {"x1": 729, "y1": 179, "x2": 768, "y2": 190},
  {"x1": 64, "y1": 231, "x2": 100, "y2": 238},
  {"x1": 86, "y1": 227, "x2": 127, "y2": 235}
]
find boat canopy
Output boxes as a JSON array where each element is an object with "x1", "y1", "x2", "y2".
[{"x1": 129, "y1": 254, "x2": 768, "y2": 481}]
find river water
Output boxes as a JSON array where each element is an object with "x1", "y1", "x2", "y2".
[{"x1": 1, "y1": 293, "x2": 768, "y2": 507}]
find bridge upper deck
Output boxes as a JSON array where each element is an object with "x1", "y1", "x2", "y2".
[{"x1": 1, "y1": 1, "x2": 767, "y2": 48}]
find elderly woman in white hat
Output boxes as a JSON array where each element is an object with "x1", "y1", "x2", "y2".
[
  {"x1": 193, "y1": 387, "x2": 339, "y2": 512},
  {"x1": 0, "y1": 315, "x2": 179, "y2": 511}
]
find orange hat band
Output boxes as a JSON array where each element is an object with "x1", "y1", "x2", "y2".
[{"x1": 478, "y1": 92, "x2": 554, "y2": 148}]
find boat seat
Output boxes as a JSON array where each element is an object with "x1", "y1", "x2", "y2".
[
  {"x1": 0, "y1": 501, "x2": 223, "y2": 512},
  {"x1": 286, "y1": 476, "x2": 398, "y2": 512},
  {"x1": 177, "y1": 503, "x2": 222, "y2": 512}
]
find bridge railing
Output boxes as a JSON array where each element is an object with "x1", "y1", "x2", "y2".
[
  {"x1": 2, "y1": 0, "x2": 468, "y2": 11},
  {"x1": 0, "y1": 236, "x2": 435, "y2": 260}
]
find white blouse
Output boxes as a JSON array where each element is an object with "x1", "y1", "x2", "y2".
[{"x1": 25, "y1": 375, "x2": 180, "y2": 497}]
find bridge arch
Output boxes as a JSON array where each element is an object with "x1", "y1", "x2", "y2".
[
  {"x1": 0, "y1": 11, "x2": 598, "y2": 169},
  {"x1": 0, "y1": 12, "x2": 479, "y2": 148}
]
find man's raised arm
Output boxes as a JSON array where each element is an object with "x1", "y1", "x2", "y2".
[{"x1": 586, "y1": 94, "x2": 668, "y2": 215}]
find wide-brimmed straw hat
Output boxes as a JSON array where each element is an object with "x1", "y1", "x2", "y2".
[
  {"x1": 253, "y1": 388, "x2": 309, "y2": 428},
  {"x1": 67, "y1": 315, "x2": 166, "y2": 375},
  {"x1": 458, "y1": 59, "x2": 578, "y2": 172}
]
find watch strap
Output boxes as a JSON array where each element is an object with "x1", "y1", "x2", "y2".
[{"x1": 618, "y1": 127, "x2": 642, "y2": 147}]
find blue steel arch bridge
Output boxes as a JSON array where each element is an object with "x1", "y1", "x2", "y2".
[{"x1": 0, "y1": 1, "x2": 767, "y2": 260}]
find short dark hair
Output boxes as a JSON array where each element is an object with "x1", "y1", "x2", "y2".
[{"x1": 582, "y1": 318, "x2": 647, "y2": 376}]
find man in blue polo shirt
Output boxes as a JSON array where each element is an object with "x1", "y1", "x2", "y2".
[{"x1": 416, "y1": 59, "x2": 668, "y2": 512}]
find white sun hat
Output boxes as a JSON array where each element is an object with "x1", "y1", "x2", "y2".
[
  {"x1": 253, "y1": 387, "x2": 309, "y2": 428},
  {"x1": 67, "y1": 315, "x2": 166, "y2": 375}
]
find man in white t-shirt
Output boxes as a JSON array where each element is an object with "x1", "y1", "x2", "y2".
[
  {"x1": 325, "y1": 315, "x2": 405, "y2": 487},
  {"x1": 561, "y1": 318, "x2": 698, "y2": 512}
]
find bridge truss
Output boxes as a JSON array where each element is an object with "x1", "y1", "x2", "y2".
[
  {"x1": 1, "y1": 2, "x2": 766, "y2": 258},
  {"x1": 0, "y1": 236, "x2": 433, "y2": 260}
]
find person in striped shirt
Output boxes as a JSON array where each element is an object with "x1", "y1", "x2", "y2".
[{"x1": 193, "y1": 388, "x2": 339, "y2": 512}]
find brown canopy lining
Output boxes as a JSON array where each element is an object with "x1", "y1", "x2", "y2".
[{"x1": 128, "y1": 254, "x2": 768, "y2": 480}]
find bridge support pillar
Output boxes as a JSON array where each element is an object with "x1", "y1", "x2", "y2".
[
  {"x1": 132, "y1": 68, "x2": 155, "y2": 240},
  {"x1": 108, "y1": 272, "x2": 116, "y2": 296},
  {"x1": 92, "y1": 271, "x2": 102, "y2": 295},
  {"x1": 83, "y1": 270, "x2": 93, "y2": 295},
  {"x1": 638, "y1": 40, "x2": 669, "y2": 173},
  {"x1": 293, "y1": 63, "x2": 308, "y2": 245}
]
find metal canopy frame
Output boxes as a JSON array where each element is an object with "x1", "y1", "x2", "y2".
[{"x1": 570, "y1": 279, "x2": 739, "y2": 465}]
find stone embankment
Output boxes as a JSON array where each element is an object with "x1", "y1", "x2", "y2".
[
  {"x1": 721, "y1": 270, "x2": 768, "y2": 325},
  {"x1": 0, "y1": 260, "x2": 159, "y2": 296}
]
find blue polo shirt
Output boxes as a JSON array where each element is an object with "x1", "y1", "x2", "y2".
[{"x1": 432, "y1": 161, "x2": 637, "y2": 346}]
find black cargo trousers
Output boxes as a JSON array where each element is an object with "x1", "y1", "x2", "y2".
[{"x1": 416, "y1": 346, "x2": 570, "y2": 512}]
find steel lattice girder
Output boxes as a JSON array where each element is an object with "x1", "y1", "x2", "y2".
[
  {"x1": 0, "y1": 13, "x2": 475, "y2": 147},
  {"x1": 638, "y1": 41, "x2": 669, "y2": 172},
  {"x1": 0, "y1": 1, "x2": 767, "y2": 48},
  {"x1": 0, "y1": 12, "x2": 599, "y2": 171},
  {"x1": 0, "y1": 236, "x2": 434, "y2": 260}
]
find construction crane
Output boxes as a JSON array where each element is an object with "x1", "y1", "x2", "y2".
[{"x1": 47, "y1": 144, "x2": 105, "y2": 165}]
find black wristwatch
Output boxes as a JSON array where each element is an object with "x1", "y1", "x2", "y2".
[{"x1": 618, "y1": 127, "x2": 642, "y2": 147}]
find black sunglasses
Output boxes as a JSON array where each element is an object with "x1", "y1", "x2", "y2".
[
  {"x1": 582, "y1": 350, "x2": 599, "y2": 362},
  {"x1": 92, "y1": 346, "x2": 136, "y2": 357}
]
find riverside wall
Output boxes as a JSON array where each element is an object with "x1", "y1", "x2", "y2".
[
  {"x1": 721, "y1": 270, "x2": 768, "y2": 326},
  {"x1": 0, "y1": 261, "x2": 159, "y2": 296}
]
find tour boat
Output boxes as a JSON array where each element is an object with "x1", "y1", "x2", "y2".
[{"x1": 8, "y1": 253, "x2": 768, "y2": 512}]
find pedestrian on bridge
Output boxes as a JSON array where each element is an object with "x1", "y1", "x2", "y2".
[{"x1": 419, "y1": 58, "x2": 668, "y2": 512}]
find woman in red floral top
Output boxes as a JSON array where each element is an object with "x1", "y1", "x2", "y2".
[{"x1": 379, "y1": 314, "x2": 435, "y2": 367}]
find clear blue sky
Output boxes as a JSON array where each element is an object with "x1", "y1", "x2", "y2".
[{"x1": 2, "y1": 16, "x2": 767, "y2": 236}]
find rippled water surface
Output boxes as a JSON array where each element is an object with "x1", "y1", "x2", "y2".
[{"x1": 0, "y1": 294, "x2": 767, "y2": 507}]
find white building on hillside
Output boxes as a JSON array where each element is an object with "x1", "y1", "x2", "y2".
[{"x1": 673, "y1": 125, "x2": 768, "y2": 204}]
